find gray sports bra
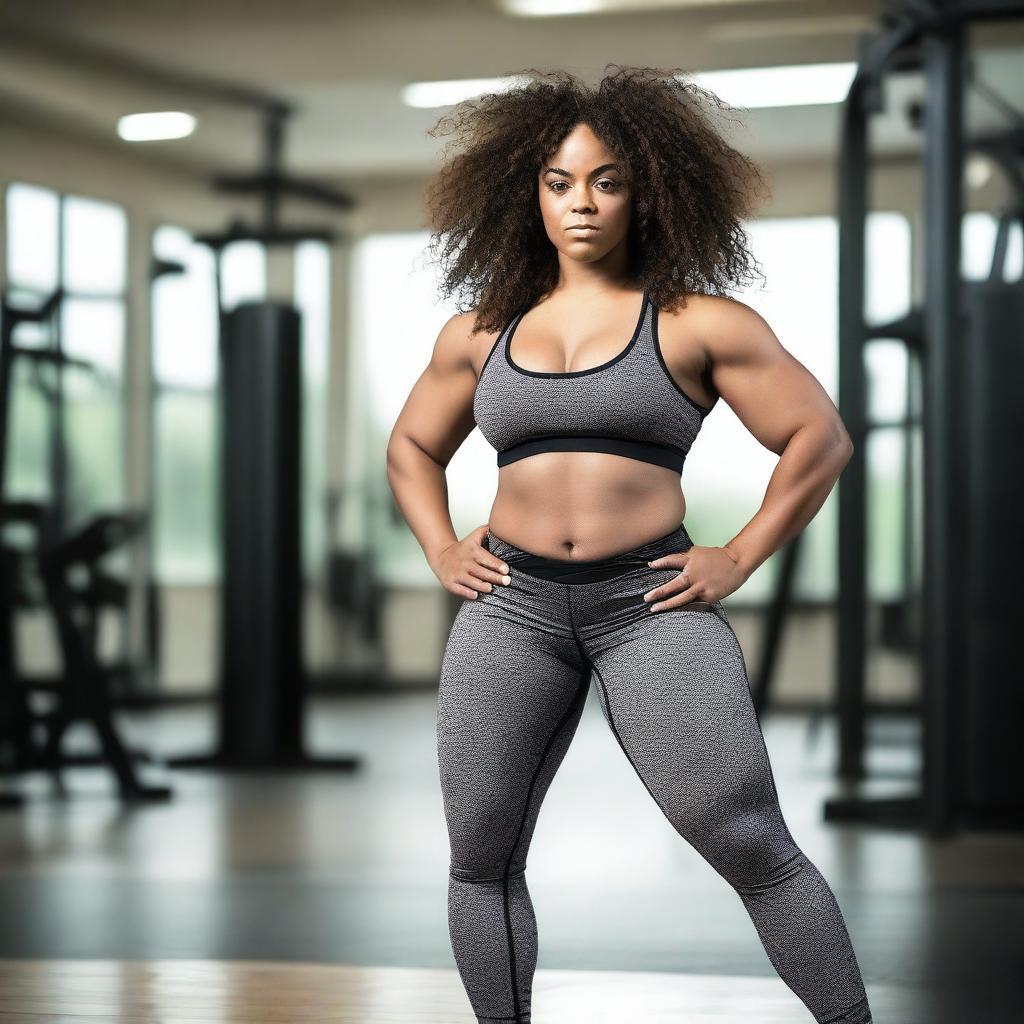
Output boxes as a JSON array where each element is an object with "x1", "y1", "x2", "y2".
[{"x1": 473, "y1": 288, "x2": 716, "y2": 474}]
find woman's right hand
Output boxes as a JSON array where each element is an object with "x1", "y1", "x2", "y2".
[{"x1": 431, "y1": 524, "x2": 512, "y2": 600}]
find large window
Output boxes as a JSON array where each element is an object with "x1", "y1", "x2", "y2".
[
  {"x1": 4, "y1": 183, "x2": 127, "y2": 529},
  {"x1": 150, "y1": 232, "x2": 330, "y2": 583},
  {"x1": 150, "y1": 225, "x2": 221, "y2": 582},
  {"x1": 356, "y1": 214, "x2": 912, "y2": 602},
  {"x1": 294, "y1": 240, "x2": 331, "y2": 579},
  {"x1": 349, "y1": 233, "x2": 469, "y2": 585},
  {"x1": 962, "y1": 210, "x2": 1022, "y2": 281}
]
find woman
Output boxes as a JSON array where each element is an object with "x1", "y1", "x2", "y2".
[{"x1": 386, "y1": 66, "x2": 872, "y2": 1024}]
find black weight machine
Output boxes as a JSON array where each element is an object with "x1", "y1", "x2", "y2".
[
  {"x1": 745, "y1": 1, "x2": 1024, "y2": 840},
  {"x1": 166, "y1": 103, "x2": 363, "y2": 773},
  {"x1": 826, "y1": 0, "x2": 1024, "y2": 836},
  {"x1": 0, "y1": 288, "x2": 172, "y2": 804}
]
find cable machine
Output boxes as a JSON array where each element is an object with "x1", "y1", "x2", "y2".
[{"x1": 825, "y1": 0, "x2": 1024, "y2": 837}]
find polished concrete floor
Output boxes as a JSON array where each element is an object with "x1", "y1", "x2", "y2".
[{"x1": 0, "y1": 691, "x2": 1021, "y2": 1022}]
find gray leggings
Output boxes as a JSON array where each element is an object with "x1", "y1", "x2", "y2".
[{"x1": 436, "y1": 523, "x2": 872, "y2": 1024}]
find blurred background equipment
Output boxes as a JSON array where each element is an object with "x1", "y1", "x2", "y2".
[
  {"x1": 824, "y1": 0, "x2": 1024, "y2": 834},
  {"x1": 169, "y1": 102, "x2": 361, "y2": 772},
  {"x1": 1, "y1": 287, "x2": 172, "y2": 802}
]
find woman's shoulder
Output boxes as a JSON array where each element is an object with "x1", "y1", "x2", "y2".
[
  {"x1": 661, "y1": 292, "x2": 769, "y2": 344},
  {"x1": 434, "y1": 308, "x2": 505, "y2": 384}
]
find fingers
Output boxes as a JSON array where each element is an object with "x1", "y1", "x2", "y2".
[
  {"x1": 642, "y1": 553, "x2": 708, "y2": 611},
  {"x1": 471, "y1": 564, "x2": 512, "y2": 591},
  {"x1": 459, "y1": 549, "x2": 512, "y2": 598},
  {"x1": 643, "y1": 575, "x2": 707, "y2": 611},
  {"x1": 648, "y1": 587, "x2": 714, "y2": 612}
]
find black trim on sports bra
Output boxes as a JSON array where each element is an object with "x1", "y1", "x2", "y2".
[
  {"x1": 505, "y1": 288, "x2": 648, "y2": 378},
  {"x1": 650, "y1": 299, "x2": 716, "y2": 416},
  {"x1": 497, "y1": 434, "x2": 686, "y2": 473}
]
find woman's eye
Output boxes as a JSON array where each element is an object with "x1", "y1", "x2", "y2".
[{"x1": 547, "y1": 180, "x2": 619, "y2": 193}]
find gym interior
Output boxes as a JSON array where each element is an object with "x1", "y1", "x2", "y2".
[{"x1": 1, "y1": 2, "x2": 1022, "y2": 1021}]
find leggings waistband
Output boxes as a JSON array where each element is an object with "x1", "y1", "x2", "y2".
[{"x1": 484, "y1": 523, "x2": 693, "y2": 584}]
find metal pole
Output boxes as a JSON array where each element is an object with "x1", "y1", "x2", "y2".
[
  {"x1": 921, "y1": 15, "x2": 965, "y2": 837},
  {"x1": 836, "y1": 80, "x2": 870, "y2": 781}
]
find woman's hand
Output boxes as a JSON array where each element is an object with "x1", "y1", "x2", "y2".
[
  {"x1": 642, "y1": 544, "x2": 748, "y2": 612},
  {"x1": 430, "y1": 524, "x2": 512, "y2": 600}
]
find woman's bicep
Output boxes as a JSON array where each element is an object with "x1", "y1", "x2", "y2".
[
  {"x1": 702, "y1": 298, "x2": 848, "y2": 457},
  {"x1": 387, "y1": 313, "x2": 483, "y2": 468}
]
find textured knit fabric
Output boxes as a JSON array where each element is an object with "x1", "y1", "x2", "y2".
[
  {"x1": 436, "y1": 524, "x2": 873, "y2": 1024},
  {"x1": 472, "y1": 289, "x2": 715, "y2": 473}
]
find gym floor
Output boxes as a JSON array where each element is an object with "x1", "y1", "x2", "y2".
[{"x1": 0, "y1": 693, "x2": 1020, "y2": 1022}]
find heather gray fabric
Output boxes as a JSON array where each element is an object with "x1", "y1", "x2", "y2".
[
  {"x1": 472, "y1": 289, "x2": 715, "y2": 474},
  {"x1": 436, "y1": 524, "x2": 872, "y2": 1024}
]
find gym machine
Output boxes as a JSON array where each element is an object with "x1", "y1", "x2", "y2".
[
  {"x1": 168, "y1": 104, "x2": 363, "y2": 772},
  {"x1": 0, "y1": 288, "x2": 172, "y2": 804},
  {"x1": 828, "y1": 0, "x2": 1024, "y2": 836}
]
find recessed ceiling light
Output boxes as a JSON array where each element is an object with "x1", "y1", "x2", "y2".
[
  {"x1": 404, "y1": 63, "x2": 858, "y2": 112},
  {"x1": 402, "y1": 77, "x2": 528, "y2": 108},
  {"x1": 965, "y1": 154, "x2": 993, "y2": 189},
  {"x1": 690, "y1": 62, "x2": 858, "y2": 108},
  {"x1": 503, "y1": 0, "x2": 604, "y2": 12},
  {"x1": 502, "y1": 0, "x2": 796, "y2": 14},
  {"x1": 117, "y1": 111, "x2": 196, "y2": 141}
]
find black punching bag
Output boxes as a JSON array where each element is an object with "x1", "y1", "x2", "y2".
[
  {"x1": 218, "y1": 300, "x2": 303, "y2": 764},
  {"x1": 962, "y1": 280, "x2": 1024, "y2": 818}
]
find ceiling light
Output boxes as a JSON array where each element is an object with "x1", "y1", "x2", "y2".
[
  {"x1": 403, "y1": 62, "x2": 857, "y2": 113},
  {"x1": 117, "y1": 111, "x2": 196, "y2": 141},
  {"x1": 402, "y1": 76, "x2": 528, "y2": 108},
  {"x1": 502, "y1": 0, "x2": 799, "y2": 14},
  {"x1": 965, "y1": 155, "x2": 992, "y2": 189},
  {"x1": 689, "y1": 62, "x2": 858, "y2": 108},
  {"x1": 503, "y1": 0, "x2": 604, "y2": 12}
]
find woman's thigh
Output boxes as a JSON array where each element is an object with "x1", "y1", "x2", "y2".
[
  {"x1": 586, "y1": 604, "x2": 800, "y2": 884},
  {"x1": 437, "y1": 594, "x2": 589, "y2": 876}
]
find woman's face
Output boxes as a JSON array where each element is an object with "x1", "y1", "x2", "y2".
[{"x1": 537, "y1": 122, "x2": 632, "y2": 266}]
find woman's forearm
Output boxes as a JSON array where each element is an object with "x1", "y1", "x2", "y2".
[
  {"x1": 386, "y1": 435, "x2": 461, "y2": 569},
  {"x1": 724, "y1": 424, "x2": 853, "y2": 578}
]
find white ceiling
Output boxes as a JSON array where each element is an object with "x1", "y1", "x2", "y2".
[{"x1": 0, "y1": 0, "x2": 1022, "y2": 181}]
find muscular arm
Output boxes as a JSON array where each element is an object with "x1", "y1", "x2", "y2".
[
  {"x1": 693, "y1": 295, "x2": 853, "y2": 577},
  {"x1": 385, "y1": 311, "x2": 485, "y2": 568}
]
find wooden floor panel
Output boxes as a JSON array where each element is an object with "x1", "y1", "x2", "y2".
[{"x1": 0, "y1": 959, "x2": 914, "y2": 1023}]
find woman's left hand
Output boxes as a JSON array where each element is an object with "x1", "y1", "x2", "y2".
[{"x1": 642, "y1": 545, "x2": 748, "y2": 611}]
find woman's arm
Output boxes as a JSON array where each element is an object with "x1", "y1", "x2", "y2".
[
  {"x1": 385, "y1": 311, "x2": 484, "y2": 569},
  {"x1": 385, "y1": 313, "x2": 517, "y2": 599},
  {"x1": 696, "y1": 295, "x2": 854, "y2": 579}
]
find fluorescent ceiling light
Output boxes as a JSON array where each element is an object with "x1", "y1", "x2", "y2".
[
  {"x1": 402, "y1": 76, "x2": 528, "y2": 108},
  {"x1": 404, "y1": 63, "x2": 857, "y2": 113},
  {"x1": 504, "y1": 0, "x2": 604, "y2": 12},
  {"x1": 503, "y1": 0, "x2": 799, "y2": 14},
  {"x1": 690, "y1": 62, "x2": 858, "y2": 108},
  {"x1": 118, "y1": 111, "x2": 196, "y2": 141},
  {"x1": 965, "y1": 155, "x2": 992, "y2": 189}
]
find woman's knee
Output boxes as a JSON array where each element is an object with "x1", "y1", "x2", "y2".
[
  {"x1": 689, "y1": 805, "x2": 804, "y2": 890},
  {"x1": 449, "y1": 859, "x2": 527, "y2": 885}
]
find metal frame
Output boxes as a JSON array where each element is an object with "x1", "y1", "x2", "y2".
[{"x1": 829, "y1": 0, "x2": 1024, "y2": 837}]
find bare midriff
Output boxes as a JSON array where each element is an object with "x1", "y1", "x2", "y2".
[{"x1": 485, "y1": 452, "x2": 686, "y2": 561}]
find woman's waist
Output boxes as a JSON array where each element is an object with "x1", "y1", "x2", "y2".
[{"x1": 486, "y1": 500, "x2": 688, "y2": 563}]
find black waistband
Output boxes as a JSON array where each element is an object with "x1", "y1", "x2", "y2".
[
  {"x1": 486, "y1": 524, "x2": 690, "y2": 584},
  {"x1": 509, "y1": 554, "x2": 652, "y2": 583},
  {"x1": 497, "y1": 435, "x2": 686, "y2": 473}
]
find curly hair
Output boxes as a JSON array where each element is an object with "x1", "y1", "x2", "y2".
[{"x1": 422, "y1": 64, "x2": 771, "y2": 336}]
